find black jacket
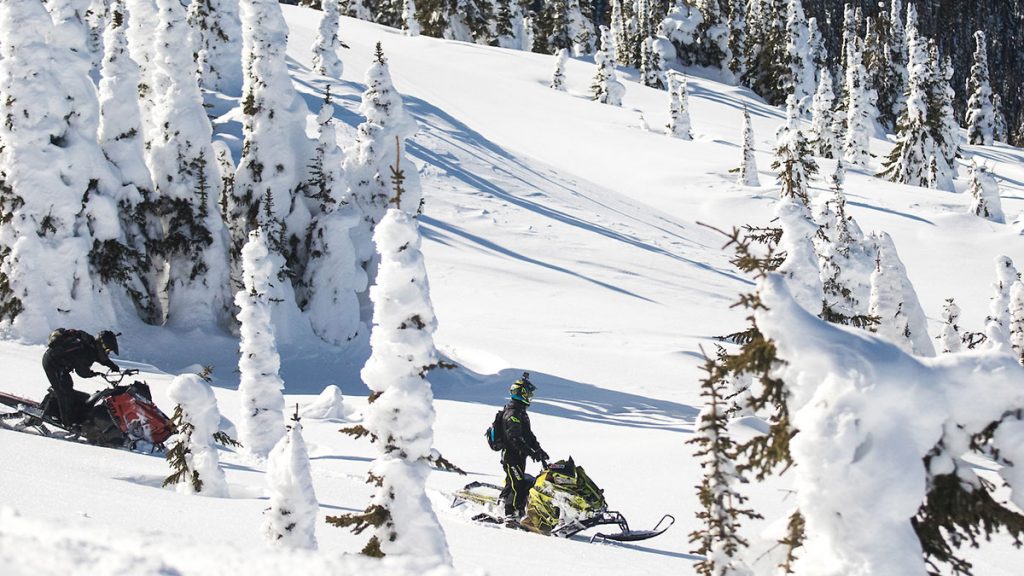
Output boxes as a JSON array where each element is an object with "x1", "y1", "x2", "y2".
[
  {"x1": 47, "y1": 331, "x2": 118, "y2": 377},
  {"x1": 501, "y1": 400, "x2": 542, "y2": 457}
]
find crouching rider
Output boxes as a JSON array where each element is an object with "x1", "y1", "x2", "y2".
[{"x1": 41, "y1": 329, "x2": 121, "y2": 430}]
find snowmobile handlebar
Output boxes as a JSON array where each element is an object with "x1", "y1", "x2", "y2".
[{"x1": 97, "y1": 369, "x2": 140, "y2": 386}]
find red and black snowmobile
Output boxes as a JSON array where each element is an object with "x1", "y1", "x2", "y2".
[{"x1": 0, "y1": 369, "x2": 175, "y2": 451}]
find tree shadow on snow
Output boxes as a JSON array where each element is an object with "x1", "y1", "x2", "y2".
[
  {"x1": 847, "y1": 200, "x2": 936, "y2": 226},
  {"x1": 288, "y1": 71, "x2": 745, "y2": 290},
  {"x1": 431, "y1": 365, "x2": 697, "y2": 434},
  {"x1": 399, "y1": 95, "x2": 746, "y2": 287}
]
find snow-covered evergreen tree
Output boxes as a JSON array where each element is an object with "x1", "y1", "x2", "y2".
[
  {"x1": 345, "y1": 0, "x2": 372, "y2": 20},
  {"x1": 639, "y1": 35, "x2": 666, "y2": 90},
  {"x1": 312, "y1": 0, "x2": 345, "y2": 77},
  {"x1": 738, "y1": 106, "x2": 760, "y2": 186},
  {"x1": 838, "y1": 2, "x2": 857, "y2": 83},
  {"x1": 666, "y1": 73, "x2": 692, "y2": 139},
  {"x1": 46, "y1": 0, "x2": 93, "y2": 68},
  {"x1": 1010, "y1": 281, "x2": 1024, "y2": 365},
  {"x1": 867, "y1": 234, "x2": 905, "y2": 350},
  {"x1": 984, "y1": 256, "x2": 1018, "y2": 353},
  {"x1": 688, "y1": 353, "x2": 759, "y2": 576},
  {"x1": 85, "y1": 0, "x2": 110, "y2": 68},
  {"x1": 725, "y1": 0, "x2": 748, "y2": 84},
  {"x1": 755, "y1": 273, "x2": 1024, "y2": 576},
  {"x1": 448, "y1": 0, "x2": 494, "y2": 45},
  {"x1": 163, "y1": 373, "x2": 229, "y2": 497},
  {"x1": 868, "y1": 231, "x2": 934, "y2": 356},
  {"x1": 861, "y1": 14, "x2": 889, "y2": 130},
  {"x1": 213, "y1": 140, "x2": 236, "y2": 223},
  {"x1": 372, "y1": 0, "x2": 403, "y2": 29},
  {"x1": 0, "y1": 0, "x2": 123, "y2": 339},
  {"x1": 532, "y1": 0, "x2": 571, "y2": 54},
  {"x1": 925, "y1": 48, "x2": 959, "y2": 191},
  {"x1": 149, "y1": 0, "x2": 231, "y2": 330},
  {"x1": 965, "y1": 30, "x2": 995, "y2": 146},
  {"x1": 887, "y1": 0, "x2": 908, "y2": 122},
  {"x1": 993, "y1": 94, "x2": 1008, "y2": 143},
  {"x1": 967, "y1": 160, "x2": 1004, "y2": 223},
  {"x1": 186, "y1": 0, "x2": 243, "y2": 94},
  {"x1": 809, "y1": 68, "x2": 838, "y2": 159},
  {"x1": 772, "y1": 95, "x2": 817, "y2": 207},
  {"x1": 609, "y1": 0, "x2": 629, "y2": 65},
  {"x1": 327, "y1": 203, "x2": 450, "y2": 562},
  {"x1": 743, "y1": 0, "x2": 788, "y2": 105},
  {"x1": 784, "y1": 0, "x2": 815, "y2": 110},
  {"x1": 591, "y1": 26, "x2": 624, "y2": 106},
  {"x1": 879, "y1": 11, "x2": 934, "y2": 188},
  {"x1": 550, "y1": 48, "x2": 568, "y2": 91},
  {"x1": 98, "y1": 2, "x2": 160, "y2": 323},
  {"x1": 303, "y1": 89, "x2": 366, "y2": 345},
  {"x1": 124, "y1": 0, "x2": 161, "y2": 136},
  {"x1": 815, "y1": 162, "x2": 874, "y2": 326},
  {"x1": 806, "y1": 16, "x2": 826, "y2": 82},
  {"x1": 565, "y1": 0, "x2": 593, "y2": 56},
  {"x1": 235, "y1": 228, "x2": 287, "y2": 459},
  {"x1": 777, "y1": 195, "x2": 824, "y2": 315},
  {"x1": 660, "y1": 0, "x2": 700, "y2": 67},
  {"x1": 401, "y1": 0, "x2": 420, "y2": 36},
  {"x1": 99, "y1": 2, "x2": 152, "y2": 204},
  {"x1": 344, "y1": 43, "x2": 421, "y2": 280},
  {"x1": 938, "y1": 298, "x2": 962, "y2": 354},
  {"x1": 234, "y1": 0, "x2": 313, "y2": 280},
  {"x1": 263, "y1": 411, "x2": 319, "y2": 549},
  {"x1": 494, "y1": 0, "x2": 528, "y2": 49},
  {"x1": 842, "y1": 36, "x2": 876, "y2": 167}
]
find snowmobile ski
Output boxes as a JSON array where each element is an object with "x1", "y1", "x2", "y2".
[
  {"x1": 0, "y1": 393, "x2": 84, "y2": 440},
  {"x1": 589, "y1": 514, "x2": 675, "y2": 543}
]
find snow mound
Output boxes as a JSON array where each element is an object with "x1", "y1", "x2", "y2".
[{"x1": 299, "y1": 384, "x2": 356, "y2": 420}]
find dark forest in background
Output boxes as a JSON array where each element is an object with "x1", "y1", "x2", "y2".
[{"x1": 803, "y1": 1, "x2": 1023, "y2": 145}]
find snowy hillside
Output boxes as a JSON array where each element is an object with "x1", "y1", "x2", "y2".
[{"x1": 3, "y1": 4, "x2": 1024, "y2": 575}]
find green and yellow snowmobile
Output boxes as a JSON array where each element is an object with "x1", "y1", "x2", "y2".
[{"x1": 451, "y1": 457, "x2": 674, "y2": 542}]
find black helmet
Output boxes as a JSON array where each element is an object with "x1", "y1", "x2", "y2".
[
  {"x1": 97, "y1": 330, "x2": 119, "y2": 355},
  {"x1": 509, "y1": 372, "x2": 536, "y2": 405}
]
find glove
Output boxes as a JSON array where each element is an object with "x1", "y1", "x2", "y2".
[{"x1": 532, "y1": 448, "x2": 549, "y2": 463}]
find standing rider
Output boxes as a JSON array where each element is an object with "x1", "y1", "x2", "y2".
[
  {"x1": 41, "y1": 329, "x2": 121, "y2": 430},
  {"x1": 500, "y1": 372, "x2": 549, "y2": 527}
]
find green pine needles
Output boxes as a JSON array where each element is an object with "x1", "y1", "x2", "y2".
[
  {"x1": 163, "y1": 405, "x2": 203, "y2": 493},
  {"x1": 688, "y1": 347, "x2": 762, "y2": 576}
]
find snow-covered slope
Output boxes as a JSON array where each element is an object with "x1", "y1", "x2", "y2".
[{"x1": 2, "y1": 5, "x2": 1023, "y2": 575}]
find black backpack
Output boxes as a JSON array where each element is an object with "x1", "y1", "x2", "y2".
[
  {"x1": 47, "y1": 328, "x2": 88, "y2": 355},
  {"x1": 485, "y1": 409, "x2": 505, "y2": 451}
]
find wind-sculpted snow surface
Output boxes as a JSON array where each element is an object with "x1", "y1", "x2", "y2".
[
  {"x1": 0, "y1": 507, "x2": 461, "y2": 576},
  {"x1": 757, "y1": 274, "x2": 1024, "y2": 575}
]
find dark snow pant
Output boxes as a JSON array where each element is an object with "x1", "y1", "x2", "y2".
[
  {"x1": 42, "y1": 349, "x2": 78, "y2": 428},
  {"x1": 500, "y1": 451, "x2": 530, "y2": 517}
]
